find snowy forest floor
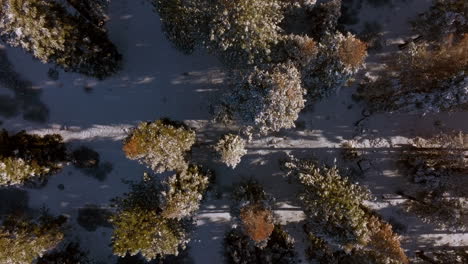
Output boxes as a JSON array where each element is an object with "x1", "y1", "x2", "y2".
[{"x1": 0, "y1": 0, "x2": 467, "y2": 263}]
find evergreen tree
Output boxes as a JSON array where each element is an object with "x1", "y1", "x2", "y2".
[
  {"x1": 123, "y1": 119, "x2": 196, "y2": 173},
  {"x1": 283, "y1": 156, "x2": 370, "y2": 245},
  {"x1": 160, "y1": 164, "x2": 211, "y2": 219},
  {"x1": 300, "y1": 32, "x2": 367, "y2": 99},
  {"x1": 0, "y1": 0, "x2": 121, "y2": 79},
  {"x1": 216, "y1": 62, "x2": 305, "y2": 135},
  {"x1": 110, "y1": 177, "x2": 189, "y2": 261},
  {"x1": 111, "y1": 207, "x2": 188, "y2": 261},
  {"x1": 0, "y1": 129, "x2": 66, "y2": 186},
  {"x1": 153, "y1": 0, "x2": 209, "y2": 54},
  {"x1": 296, "y1": 162, "x2": 371, "y2": 245},
  {"x1": 207, "y1": 0, "x2": 284, "y2": 66},
  {"x1": 239, "y1": 202, "x2": 275, "y2": 244},
  {"x1": 283, "y1": 155, "x2": 408, "y2": 263},
  {"x1": 0, "y1": 213, "x2": 66, "y2": 264},
  {"x1": 214, "y1": 133, "x2": 247, "y2": 168}
]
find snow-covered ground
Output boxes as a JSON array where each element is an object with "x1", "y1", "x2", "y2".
[{"x1": 0, "y1": 0, "x2": 467, "y2": 263}]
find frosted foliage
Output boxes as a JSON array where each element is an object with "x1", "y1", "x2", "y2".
[
  {"x1": 160, "y1": 165, "x2": 211, "y2": 219},
  {"x1": 283, "y1": 156, "x2": 372, "y2": 245},
  {"x1": 218, "y1": 63, "x2": 306, "y2": 135},
  {"x1": 214, "y1": 134, "x2": 247, "y2": 168},
  {"x1": 0, "y1": 157, "x2": 49, "y2": 186},
  {"x1": 302, "y1": 32, "x2": 366, "y2": 98},
  {"x1": 123, "y1": 120, "x2": 196, "y2": 173},
  {"x1": 208, "y1": 0, "x2": 284, "y2": 65}
]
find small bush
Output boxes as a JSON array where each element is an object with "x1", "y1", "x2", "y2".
[
  {"x1": 123, "y1": 119, "x2": 196, "y2": 173},
  {"x1": 214, "y1": 134, "x2": 247, "y2": 168}
]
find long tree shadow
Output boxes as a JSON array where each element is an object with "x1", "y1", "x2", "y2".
[{"x1": 0, "y1": 48, "x2": 49, "y2": 123}]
